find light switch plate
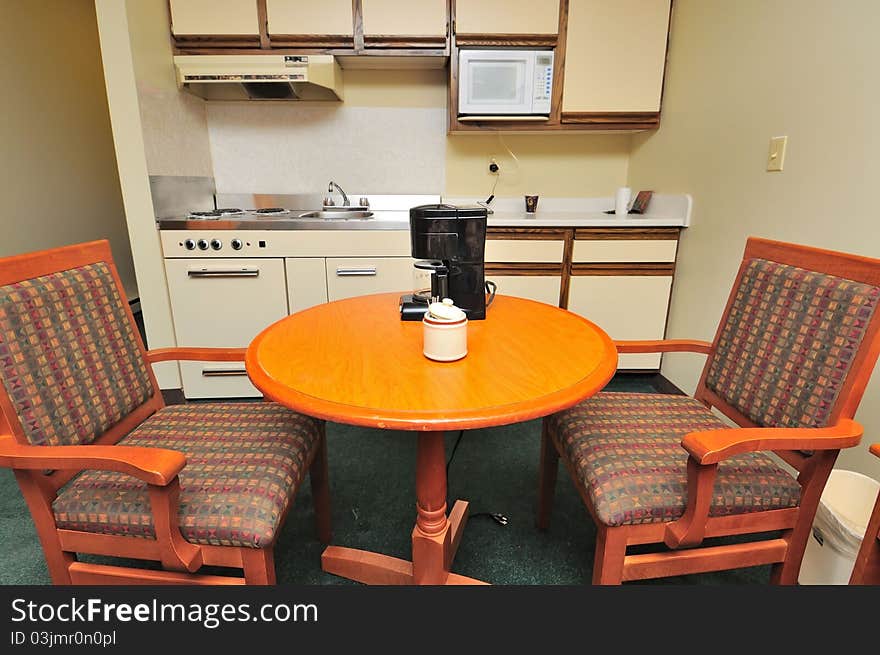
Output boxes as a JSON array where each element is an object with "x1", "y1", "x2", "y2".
[{"x1": 767, "y1": 136, "x2": 787, "y2": 172}]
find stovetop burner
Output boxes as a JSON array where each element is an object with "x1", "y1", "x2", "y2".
[
  {"x1": 187, "y1": 208, "x2": 246, "y2": 220},
  {"x1": 250, "y1": 207, "x2": 290, "y2": 215}
]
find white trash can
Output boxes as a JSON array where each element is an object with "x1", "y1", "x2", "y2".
[{"x1": 798, "y1": 469, "x2": 880, "y2": 585}]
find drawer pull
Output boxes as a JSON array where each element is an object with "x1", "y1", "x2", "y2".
[
  {"x1": 188, "y1": 268, "x2": 260, "y2": 278},
  {"x1": 336, "y1": 267, "x2": 378, "y2": 277},
  {"x1": 201, "y1": 368, "x2": 248, "y2": 378}
]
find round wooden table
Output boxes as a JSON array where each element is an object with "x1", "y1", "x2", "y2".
[{"x1": 246, "y1": 293, "x2": 617, "y2": 585}]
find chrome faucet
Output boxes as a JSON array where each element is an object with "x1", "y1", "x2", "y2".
[{"x1": 324, "y1": 180, "x2": 350, "y2": 207}]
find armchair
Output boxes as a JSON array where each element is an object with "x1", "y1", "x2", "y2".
[
  {"x1": 850, "y1": 444, "x2": 880, "y2": 584},
  {"x1": 538, "y1": 237, "x2": 880, "y2": 584},
  {"x1": 0, "y1": 240, "x2": 331, "y2": 585}
]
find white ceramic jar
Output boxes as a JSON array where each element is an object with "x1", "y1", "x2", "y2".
[{"x1": 423, "y1": 299, "x2": 467, "y2": 361}]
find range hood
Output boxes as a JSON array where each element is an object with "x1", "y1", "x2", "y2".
[{"x1": 173, "y1": 54, "x2": 343, "y2": 101}]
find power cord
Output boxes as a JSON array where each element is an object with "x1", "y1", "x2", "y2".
[{"x1": 445, "y1": 430, "x2": 509, "y2": 528}]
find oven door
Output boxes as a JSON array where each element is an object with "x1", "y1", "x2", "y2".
[{"x1": 458, "y1": 50, "x2": 535, "y2": 115}]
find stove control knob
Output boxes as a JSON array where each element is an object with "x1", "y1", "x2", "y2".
[
  {"x1": 210, "y1": 238, "x2": 222, "y2": 251},
  {"x1": 231, "y1": 238, "x2": 243, "y2": 251},
  {"x1": 196, "y1": 238, "x2": 209, "y2": 251},
  {"x1": 184, "y1": 238, "x2": 196, "y2": 250}
]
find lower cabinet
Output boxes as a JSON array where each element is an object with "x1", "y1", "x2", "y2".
[
  {"x1": 164, "y1": 257, "x2": 289, "y2": 398},
  {"x1": 567, "y1": 275, "x2": 673, "y2": 370},
  {"x1": 325, "y1": 257, "x2": 414, "y2": 301},
  {"x1": 487, "y1": 274, "x2": 561, "y2": 306}
]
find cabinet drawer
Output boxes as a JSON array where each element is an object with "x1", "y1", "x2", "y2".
[
  {"x1": 572, "y1": 240, "x2": 677, "y2": 263},
  {"x1": 179, "y1": 362, "x2": 259, "y2": 399},
  {"x1": 485, "y1": 240, "x2": 564, "y2": 263},
  {"x1": 326, "y1": 257, "x2": 413, "y2": 301},
  {"x1": 169, "y1": 0, "x2": 260, "y2": 35},
  {"x1": 489, "y1": 275, "x2": 561, "y2": 307},
  {"x1": 567, "y1": 275, "x2": 673, "y2": 369}
]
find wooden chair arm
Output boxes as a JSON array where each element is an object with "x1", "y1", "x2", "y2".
[
  {"x1": 613, "y1": 339, "x2": 713, "y2": 354},
  {"x1": 681, "y1": 419, "x2": 863, "y2": 465},
  {"x1": 665, "y1": 420, "x2": 862, "y2": 550},
  {"x1": 145, "y1": 347, "x2": 247, "y2": 364},
  {"x1": 0, "y1": 436, "x2": 186, "y2": 486}
]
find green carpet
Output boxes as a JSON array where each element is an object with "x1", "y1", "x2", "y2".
[{"x1": 0, "y1": 375, "x2": 769, "y2": 585}]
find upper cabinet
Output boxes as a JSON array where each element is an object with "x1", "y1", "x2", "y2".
[
  {"x1": 362, "y1": 0, "x2": 448, "y2": 38},
  {"x1": 266, "y1": 0, "x2": 354, "y2": 37},
  {"x1": 562, "y1": 0, "x2": 672, "y2": 117},
  {"x1": 455, "y1": 0, "x2": 560, "y2": 35},
  {"x1": 169, "y1": 0, "x2": 260, "y2": 36}
]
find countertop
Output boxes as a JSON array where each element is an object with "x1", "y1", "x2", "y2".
[{"x1": 156, "y1": 194, "x2": 692, "y2": 231}]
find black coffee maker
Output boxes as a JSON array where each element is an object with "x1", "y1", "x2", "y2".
[{"x1": 400, "y1": 204, "x2": 489, "y2": 320}]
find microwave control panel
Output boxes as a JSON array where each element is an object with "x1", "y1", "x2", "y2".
[{"x1": 532, "y1": 53, "x2": 554, "y2": 114}]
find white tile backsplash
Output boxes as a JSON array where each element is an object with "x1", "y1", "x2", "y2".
[{"x1": 206, "y1": 102, "x2": 446, "y2": 194}]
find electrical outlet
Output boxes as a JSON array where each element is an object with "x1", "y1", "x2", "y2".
[
  {"x1": 488, "y1": 157, "x2": 500, "y2": 174},
  {"x1": 767, "y1": 136, "x2": 787, "y2": 172}
]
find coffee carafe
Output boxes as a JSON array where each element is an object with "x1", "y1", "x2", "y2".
[{"x1": 400, "y1": 204, "x2": 490, "y2": 321}]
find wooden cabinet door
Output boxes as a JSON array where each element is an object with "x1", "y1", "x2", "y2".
[
  {"x1": 363, "y1": 0, "x2": 448, "y2": 37},
  {"x1": 562, "y1": 0, "x2": 671, "y2": 114},
  {"x1": 169, "y1": 0, "x2": 260, "y2": 35},
  {"x1": 266, "y1": 0, "x2": 354, "y2": 36},
  {"x1": 488, "y1": 275, "x2": 561, "y2": 307},
  {"x1": 567, "y1": 275, "x2": 673, "y2": 370},
  {"x1": 455, "y1": 0, "x2": 560, "y2": 35},
  {"x1": 286, "y1": 258, "x2": 329, "y2": 314},
  {"x1": 326, "y1": 257, "x2": 413, "y2": 301}
]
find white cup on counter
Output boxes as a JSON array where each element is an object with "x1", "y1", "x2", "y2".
[{"x1": 615, "y1": 187, "x2": 632, "y2": 216}]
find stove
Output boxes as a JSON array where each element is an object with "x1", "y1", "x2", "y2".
[{"x1": 186, "y1": 207, "x2": 246, "y2": 220}]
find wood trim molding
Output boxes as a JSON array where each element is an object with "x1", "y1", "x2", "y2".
[
  {"x1": 574, "y1": 227, "x2": 681, "y2": 240},
  {"x1": 571, "y1": 263, "x2": 675, "y2": 276},
  {"x1": 256, "y1": 0, "x2": 270, "y2": 49},
  {"x1": 485, "y1": 263, "x2": 563, "y2": 275},
  {"x1": 561, "y1": 111, "x2": 661, "y2": 127},
  {"x1": 488, "y1": 227, "x2": 569, "y2": 239},
  {"x1": 269, "y1": 34, "x2": 355, "y2": 48},
  {"x1": 172, "y1": 34, "x2": 261, "y2": 49},
  {"x1": 549, "y1": 0, "x2": 568, "y2": 125},
  {"x1": 455, "y1": 34, "x2": 557, "y2": 47},
  {"x1": 352, "y1": 0, "x2": 365, "y2": 52},
  {"x1": 364, "y1": 35, "x2": 448, "y2": 48}
]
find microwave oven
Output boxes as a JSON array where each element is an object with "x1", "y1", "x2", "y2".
[{"x1": 458, "y1": 49, "x2": 554, "y2": 117}]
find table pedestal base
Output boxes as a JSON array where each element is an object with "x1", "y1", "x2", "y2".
[
  {"x1": 321, "y1": 500, "x2": 485, "y2": 585},
  {"x1": 321, "y1": 431, "x2": 488, "y2": 585}
]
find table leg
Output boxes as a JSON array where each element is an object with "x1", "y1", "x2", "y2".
[{"x1": 321, "y1": 430, "x2": 486, "y2": 585}]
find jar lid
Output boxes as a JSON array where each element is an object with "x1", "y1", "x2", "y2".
[{"x1": 427, "y1": 298, "x2": 466, "y2": 322}]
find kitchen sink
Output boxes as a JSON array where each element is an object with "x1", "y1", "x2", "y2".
[{"x1": 298, "y1": 209, "x2": 374, "y2": 219}]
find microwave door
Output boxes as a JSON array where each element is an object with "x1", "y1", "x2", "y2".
[{"x1": 459, "y1": 56, "x2": 531, "y2": 115}]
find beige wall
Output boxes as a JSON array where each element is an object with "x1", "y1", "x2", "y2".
[
  {"x1": 627, "y1": 0, "x2": 880, "y2": 479},
  {"x1": 0, "y1": 0, "x2": 137, "y2": 298},
  {"x1": 95, "y1": 0, "x2": 208, "y2": 388}
]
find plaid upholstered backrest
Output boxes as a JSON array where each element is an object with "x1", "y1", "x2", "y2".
[
  {"x1": 705, "y1": 258, "x2": 880, "y2": 429},
  {"x1": 0, "y1": 263, "x2": 155, "y2": 446}
]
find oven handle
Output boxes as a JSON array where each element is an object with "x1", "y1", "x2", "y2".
[
  {"x1": 336, "y1": 267, "x2": 378, "y2": 277},
  {"x1": 201, "y1": 367, "x2": 249, "y2": 378},
  {"x1": 187, "y1": 268, "x2": 260, "y2": 278}
]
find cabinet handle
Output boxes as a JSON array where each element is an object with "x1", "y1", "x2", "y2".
[
  {"x1": 188, "y1": 269, "x2": 260, "y2": 278},
  {"x1": 201, "y1": 368, "x2": 248, "y2": 378},
  {"x1": 336, "y1": 267, "x2": 377, "y2": 277}
]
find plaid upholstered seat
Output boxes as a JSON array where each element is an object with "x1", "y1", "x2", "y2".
[
  {"x1": 53, "y1": 403, "x2": 320, "y2": 548},
  {"x1": 549, "y1": 392, "x2": 801, "y2": 527}
]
